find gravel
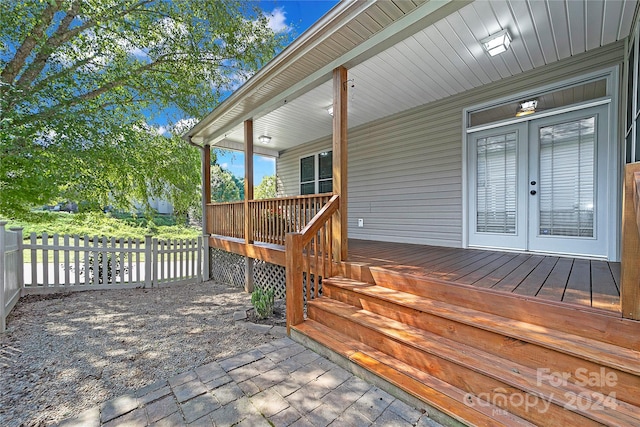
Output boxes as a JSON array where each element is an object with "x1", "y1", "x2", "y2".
[{"x1": 0, "y1": 281, "x2": 278, "y2": 427}]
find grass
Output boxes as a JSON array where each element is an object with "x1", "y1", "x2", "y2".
[
  {"x1": 2, "y1": 211, "x2": 202, "y2": 263},
  {"x1": 2, "y1": 211, "x2": 201, "y2": 240}
]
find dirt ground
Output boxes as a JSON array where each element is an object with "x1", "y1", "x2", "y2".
[{"x1": 0, "y1": 281, "x2": 278, "y2": 427}]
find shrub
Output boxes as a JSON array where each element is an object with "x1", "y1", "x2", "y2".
[{"x1": 251, "y1": 287, "x2": 275, "y2": 319}]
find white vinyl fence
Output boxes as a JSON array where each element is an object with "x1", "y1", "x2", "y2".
[
  {"x1": 1, "y1": 222, "x2": 22, "y2": 332},
  {"x1": 0, "y1": 224, "x2": 205, "y2": 331}
]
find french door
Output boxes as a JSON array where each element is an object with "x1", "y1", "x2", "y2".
[{"x1": 468, "y1": 105, "x2": 610, "y2": 258}]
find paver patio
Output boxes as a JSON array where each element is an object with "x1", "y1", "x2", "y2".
[{"x1": 55, "y1": 337, "x2": 445, "y2": 427}]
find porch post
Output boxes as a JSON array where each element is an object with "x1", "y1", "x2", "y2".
[
  {"x1": 332, "y1": 66, "x2": 348, "y2": 262},
  {"x1": 244, "y1": 120, "x2": 255, "y2": 292},
  {"x1": 620, "y1": 163, "x2": 640, "y2": 320},
  {"x1": 202, "y1": 144, "x2": 211, "y2": 281}
]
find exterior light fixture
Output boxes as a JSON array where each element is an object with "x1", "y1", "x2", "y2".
[
  {"x1": 515, "y1": 99, "x2": 538, "y2": 117},
  {"x1": 481, "y1": 29, "x2": 512, "y2": 56},
  {"x1": 259, "y1": 135, "x2": 271, "y2": 144},
  {"x1": 326, "y1": 105, "x2": 334, "y2": 116}
]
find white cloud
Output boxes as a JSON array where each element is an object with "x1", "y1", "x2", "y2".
[
  {"x1": 171, "y1": 118, "x2": 199, "y2": 135},
  {"x1": 156, "y1": 125, "x2": 170, "y2": 136},
  {"x1": 266, "y1": 8, "x2": 289, "y2": 33},
  {"x1": 220, "y1": 163, "x2": 229, "y2": 169}
]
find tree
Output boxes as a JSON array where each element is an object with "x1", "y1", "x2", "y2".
[
  {"x1": 210, "y1": 165, "x2": 241, "y2": 203},
  {"x1": 255, "y1": 175, "x2": 277, "y2": 199},
  {"x1": 0, "y1": 0, "x2": 286, "y2": 215}
]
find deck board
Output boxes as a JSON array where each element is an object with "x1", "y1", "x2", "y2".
[
  {"x1": 536, "y1": 258, "x2": 572, "y2": 302},
  {"x1": 590, "y1": 261, "x2": 621, "y2": 312},
  {"x1": 471, "y1": 254, "x2": 533, "y2": 289},
  {"x1": 347, "y1": 239, "x2": 620, "y2": 314},
  {"x1": 512, "y1": 257, "x2": 558, "y2": 296},
  {"x1": 563, "y1": 259, "x2": 592, "y2": 306},
  {"x1": 491, "y1": 255, "x2": 545, "y2": 293}
]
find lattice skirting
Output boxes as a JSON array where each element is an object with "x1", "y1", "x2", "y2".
[
  {"x1": 254, "y1": 260, "x2": 286, "y2": 300},
  {"x1": 209, "y1": 249, "x2": 287, "y2": 298},
  {"x1": 210, "y1": 248, "x2": 245, "y2": 289}
]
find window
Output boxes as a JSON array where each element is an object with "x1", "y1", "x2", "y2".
[{"x1": 300, "y1": 151, "x2": 333, "y2": 195}]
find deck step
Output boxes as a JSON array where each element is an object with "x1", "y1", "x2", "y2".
[
  {"x1": 291, "y1": 319, "x2": 537, "y2": 427},
  {"x1": 368, "y1": 267, "x2": 640, "y2": 351},
  {"x1": 307, "y1": 296, "x2": 640, "y2": 426},
  {"x1": 323, "y1": 276, "x2": 640, "y2": 377}
]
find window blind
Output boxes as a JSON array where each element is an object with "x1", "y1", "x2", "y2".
[
  {"x1": 538, "y1": 117, "x2": 595, "y2": 237},
  {"x1": 476, "y1": 132, "x2": 517, "y2": 234}
]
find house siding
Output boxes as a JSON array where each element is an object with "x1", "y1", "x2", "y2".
[{"x1": 276, "y1": 42, "x2": 625, "y2": 247}]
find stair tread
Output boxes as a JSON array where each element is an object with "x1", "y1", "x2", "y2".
[
  {"x1": 292, "y1": 319, "x2": 537, "y2": 427},
  {"x1": 325, "y1": 276, "x2": 640, "y2": 376},
  {"x1": 367, "y1": 267, "x2": 639, "y2": 351},
  {"x1": 309, "y1": 296, "x2": 640, "y2": 425}
]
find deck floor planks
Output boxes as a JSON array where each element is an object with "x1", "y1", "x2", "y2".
[
  {"x1": 536, "y1": 258, "x2": 573, "y2": 302},
  {"x1": 609, "y1": 262, "x2": 621, "y2": 291},
  {"x1": 470, "y1": 253, "x2": 533, "y2": 289},
  {"x1": 512, "y1": 256, "x2": 559, "y2": 297},
  {"x1": 490, "y1": 255, "x2": 545, "y2": 293},
  {"x1": 454, "y1": 253, "x2": 517, "y2": 285},
  {"x1": 439, "y1": 251, "x2": 506, "y2": 281},
  {"x1": 423, "y1": 250, "x2": 493, "y2": 275},
  {"x1": 345, "y1": 239, "x2": 620, "y2": 313},
  {"x1": 591, "y1": 261, "x2": 621, "y2": 311},
  {"x1": 562, "y1": 259, "x2": 592, "y2": 306}
]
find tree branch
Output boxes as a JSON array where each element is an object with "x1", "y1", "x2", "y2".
[
  {"x1": 16, "y1": 0, "x2": 155, "y2": 88},
  {"x1": 0, "y1": 0, "x2": 61, "y2": 84}
]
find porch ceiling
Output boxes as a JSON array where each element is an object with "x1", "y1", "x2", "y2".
[{"x1": 200, "y1": 0, "x2": 637, "y2": 153}]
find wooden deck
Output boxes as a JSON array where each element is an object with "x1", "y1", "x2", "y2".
[{"x1": 346, "y1": 239, "x2": 621, "y2": 314}]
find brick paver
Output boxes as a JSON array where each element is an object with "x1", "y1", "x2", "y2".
[{"x1": 55, "y1": 337, "x2": 444, "y2": 427}]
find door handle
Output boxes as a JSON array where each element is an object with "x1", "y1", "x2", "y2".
[{"x1": 530, "y1": 190, "x2": 537, "y2": 195}]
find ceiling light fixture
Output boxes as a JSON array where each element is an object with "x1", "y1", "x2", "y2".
[
  {"x1": 515, "y1": 99, "x2": 538, "y2": 117},
  {"x1": 258, "y1": 135, "x2": 271, "y2": 144},
  {"x1": 481, "y1": 29, "x2": 512, "y2": 56},
  {"x1": 326, "y1": 105, "x2": 334, "y2": 116}
]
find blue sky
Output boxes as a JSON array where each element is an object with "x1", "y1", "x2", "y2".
[{"x1": 216, "y1": 0, "x2": 339, "y2": 185}]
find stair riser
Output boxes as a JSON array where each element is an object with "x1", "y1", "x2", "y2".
[
  {"x1": 369, "y1": 268, "x2": 639, "y2": 350},
  {"x1": 324, "y1": 284, "x2": 640, "y2": 408},
  {"x1": 308, "y1": 304, "x2": 603, "y2": 427},
  {"x1": 292, "y1": 322, "x2": 533, "y2": 427}
]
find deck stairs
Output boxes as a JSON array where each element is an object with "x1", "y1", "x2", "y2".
[{"x1": 290, "y1": 267, "x2": 640, "y2": 426}]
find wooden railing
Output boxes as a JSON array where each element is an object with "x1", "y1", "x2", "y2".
[
  {"x1": 206, "y1": 194, "x2": 332, "y2": 245},
  {"x1": 621, "y1": 162, "x2": 640, "y2": 320},
  {"x1": 285, "y1": 195, "x2": 339, "y2": 333},
  {"x1": 249, "y1": 194, "x2": 331, "y2": 245},
  {"x1": 207, "y1": 201, "x2": 245, "y2": 240}
]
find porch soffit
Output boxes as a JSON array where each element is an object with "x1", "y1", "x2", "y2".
[
  {"x1": 187, "y1": 0, "x2": 433, "y2": 145},
  {"x1": 191, "y1": 0, "x2": 638, "y2": 154}
]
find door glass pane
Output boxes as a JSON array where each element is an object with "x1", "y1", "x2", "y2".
[
  {"x1": 476, "y1": 132, "x2": 517, "y2": 234},
  {"x1": 538, "y1": 117, "x2": 595, "y2": 237}
]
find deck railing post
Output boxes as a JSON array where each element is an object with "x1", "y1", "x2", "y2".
[{"x1": 285, "y1": 232, "x2": 304, "y2": 334}]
